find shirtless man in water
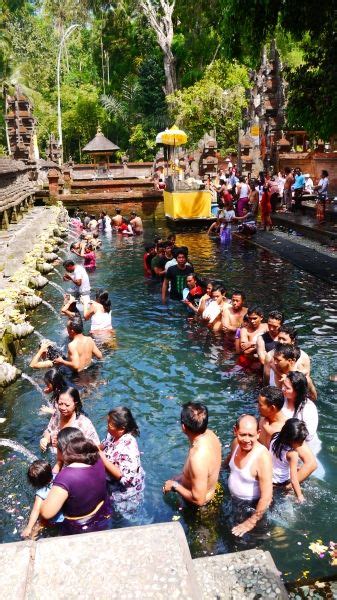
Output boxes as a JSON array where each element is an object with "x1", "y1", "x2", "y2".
[
  {"x1": 264, "y1": 341, "x2": 317, "y2": 400},
  {"x1": 239, "y1": 306, "x2": 268, "y2": 364},
  {"x1": 222, "y1": 291, "x2": 247, "y2": 336},
  {"x1": 163, "y1": 402, "x2": 221, "y2": 506},
  {"x1": 257, "y1": 386, "x2": 285, "y2": 447},
  {"x1": 54, "y1": 317, "x2": 102, "y2": 372}
]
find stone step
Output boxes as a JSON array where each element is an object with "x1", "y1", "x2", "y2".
[
  {"x1": 0, "y1": 522, "x2": 202, "y2": 600},
  {"x1": 194, "y1": 549, "x2": 288, "y2": 599}
]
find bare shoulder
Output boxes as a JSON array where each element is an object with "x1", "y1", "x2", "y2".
[{"x1": 258, "y1": 443, "x2": 272, "y2": 464}]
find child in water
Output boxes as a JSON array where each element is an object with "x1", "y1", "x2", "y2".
[
  {"x1": 270, "y1": 418, "x2": 309, "y2": 503},
  {"x1": 21, "y1": 460, "x2": 64, "y2": 538}
]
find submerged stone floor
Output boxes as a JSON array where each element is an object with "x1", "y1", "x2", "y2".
[{"x1": 0, "y1": 522, "x2": 288, "y2": 599}]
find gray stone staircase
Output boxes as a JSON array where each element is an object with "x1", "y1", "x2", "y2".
[{"x1": 0, "y1": 523, "x2": 288, "y2": 599}]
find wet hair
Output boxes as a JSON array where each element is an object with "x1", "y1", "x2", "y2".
[
  {"x1": 62, "y1": 437, "x2": 99, "y2": 466},
  {"x1": 259, "y1": 386, "x2": 284, "y2": 410},
  {"x1": 68, "y1": 315, "x2": 83, "y2": 334},
  {"x1": 85, "y1": 243, "x2": 94, "y2": 252},
  {"x1": 58, "y1": 387, "x2": 83, "y2": 417},
  {"x1": 272, "y1": 418, "x2": 308, "y2": 459},
  {"x1": 108, "y1": 407, "x2": 140, "y2": 437},
  {"x1": 95, "y1": 290, "x2": 111, "y2": 313},
  {"x1": 57, "y1": 427, "x2": 86, "y2": 455},
  {"x1": 70, "y1": 242, "x2": 79, "y2": 250},
  {"x1": 235, "y1": 414, "x2": 259, "y2": 430},
  {"x1": 212, "y1": 284, "x2": 227, "y2": 295},
  {"x1": 180, "y1": 402, "x2": 208, "y2": 434},
  {"x1": 247, "y1": 305, "x2": 264, "y2": 317},
  {"x1": 268, "y1": 310, "x2": 284, "y2": 324},
  {"x1": 44, "y1": 368, "x2": 67, "y2": 404},
  {"x1": 232, "y1": 290, "x2": 246, "y2": 301},
  {"x1": 63, "y1": 259, "x2": 75, "y2": 269},
  {"x1": 173, "y1": 246, "x2": 188, "y2": 259},
  {"x1": 274, "y1": 342, "x2": 297, "y2": 361},
  {"x1": 279, "y1": 325, "x2": 297, "y2": 343},
  {"x1": 285, "y1": 371, "x2": 308, "y2": 414},
  {"x1": 175, "y1": 250, "x2": 187, "y2": 259},
  {"x1": 27, "y1": 460, "x2": 53, "y2": 489}
]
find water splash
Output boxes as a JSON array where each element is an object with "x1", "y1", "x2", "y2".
[
  {"x1": 21, "y1": 373, "x2": 45, "y2": 398},
  {"x1": 58, "y1": 248, "x2": 68, "y2": 256},
  {"x1": 48, "y1": 281, "x2": 64, "y2": 297},
  {"x1": 41, "y1": 299, "x2": 59, "y2": 317},
  {"x1": 32, "y1": 329, "x2": 44, "y2": 342},
  {"x1": 0, "y1": 439, "x2": 38, "y2": 462},
  {"x1": 53, "y1": 267, "x2": 64, "y2": 281}
]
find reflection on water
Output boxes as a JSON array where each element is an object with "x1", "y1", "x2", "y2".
[{"x1": 0, "y1": 202, "x2": 336, "y2": 583}]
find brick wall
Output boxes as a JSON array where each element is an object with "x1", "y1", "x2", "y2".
[{"x1": 279, "y1": 152, "x2": 337, "y2": 194}]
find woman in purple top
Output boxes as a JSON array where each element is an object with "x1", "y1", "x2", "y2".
[{"x1": 41, "y1": 428, "x2": 111, "y2": 535}]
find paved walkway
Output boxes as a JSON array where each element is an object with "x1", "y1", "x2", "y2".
[{"x1": 235, "y1": 229, "x2": 337, "y2": 285}]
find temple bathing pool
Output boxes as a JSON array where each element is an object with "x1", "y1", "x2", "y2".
[{"x1": 0, "y1": 202, "x2": 336, "y2": 584}]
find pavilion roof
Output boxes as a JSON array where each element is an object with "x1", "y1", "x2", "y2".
[{"x1": 82, "y1": 127, "x2": 120, "y2": 153}]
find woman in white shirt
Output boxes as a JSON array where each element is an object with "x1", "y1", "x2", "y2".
[
  {"x1": 83, "y1": 290, "x2": 114, "y2": 335},
  {"x1": 281, "y1": 370, "x2": 320, "y2": 454},
  {"x1": 236, "y1": 177, "x2": 251, "y2": 216}
]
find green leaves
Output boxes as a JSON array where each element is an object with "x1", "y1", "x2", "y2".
[{"x1": 167, "y1": 59, "x2": 249, "y2": 152}]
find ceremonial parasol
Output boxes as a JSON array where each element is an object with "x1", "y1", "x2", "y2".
[{"x1": 161, "y1": 125, "x2": 188, "y2": 146}]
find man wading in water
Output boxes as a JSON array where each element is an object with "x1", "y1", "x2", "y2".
[
  {"x1": 54, "y1": 317, "x2": 102, "y2": 373},
  {"x1": 163, "y1": 402, "x2": 221, "y2": 506}
]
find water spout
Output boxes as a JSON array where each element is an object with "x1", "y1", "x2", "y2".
[
  {"x1": 0, "y1": 439, "x2": 38, "y2": 462},
  {"x1": 53, "y1": 267, "x2": 64, "y2": 281},
  {"x1": 41, "y1": 299, "x2": 59, "y2": 317},
  {"x1": 48, "y1": 281, "x2": 64, "y2": 297},
  {"x1": 32, "y1": 330, "x2": 44, "y2": 342},
  {"x1": 21, "y1": 373, "x2": 45, "y2": 398}
]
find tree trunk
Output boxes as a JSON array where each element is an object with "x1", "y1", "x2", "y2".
[
  {"x1": 163, "y1": 46, "x2": 177, "y2": 96},
  {"x1": 139, "y1": 0, "x2": 177, "y2": 96}
]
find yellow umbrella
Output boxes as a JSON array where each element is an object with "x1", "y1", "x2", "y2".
[{"x1": 161, "y1": 125, "x2": 188, "y2": 146}]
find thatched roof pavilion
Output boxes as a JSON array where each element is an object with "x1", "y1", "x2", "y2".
[{"x1": 82, "y1": 127, "x2": 120, "y2": 161}]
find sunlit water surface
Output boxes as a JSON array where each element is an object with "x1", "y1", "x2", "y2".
[{"x1": 0, "y1": 202, "x2": 336, "y2": 583}]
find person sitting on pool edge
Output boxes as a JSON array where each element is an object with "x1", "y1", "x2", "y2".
[{"x1": 163, "y1": 402, "x2": 221, "y2": 506}]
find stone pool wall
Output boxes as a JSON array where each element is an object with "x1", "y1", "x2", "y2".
[{"x1": 0, "y1": 203, "x2": 69, "y2": 386}]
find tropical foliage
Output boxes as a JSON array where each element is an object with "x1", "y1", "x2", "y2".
[{"x1": 0, "y1": 0, "x2": 335, "y2": 160}]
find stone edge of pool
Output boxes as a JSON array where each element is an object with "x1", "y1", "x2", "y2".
[
  {"x1": 233, "y1": 231, "x2": 337, "y2": 286},
  {"x1": 0, "y1": 522, "x2": 288, "y2": 599}
]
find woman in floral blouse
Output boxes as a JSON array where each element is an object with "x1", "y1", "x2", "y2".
[
  {"x1": 99, "y1": 406, "x2": 145, "y2": 519},
  {"x1": 40, "y1": 387, "x2": 99, "y2": 454}
]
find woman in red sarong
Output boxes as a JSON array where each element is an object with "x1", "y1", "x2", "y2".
[{"x1": 260, "y1": 185, "x2": 273, "y2": 231}]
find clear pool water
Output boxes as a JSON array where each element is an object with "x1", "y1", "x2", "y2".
[{"x1": 0, "y1": 202, "x2": 336, "y2": 584}]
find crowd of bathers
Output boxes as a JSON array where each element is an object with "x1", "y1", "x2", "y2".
[
  {"x1": 22, "y1": 211, "x2": 145, "y2": 538},
  {"x1": 20, "y1": 210, "x2": 321, "y2": 541},
  {"x1": 143, "y1": 231, "x2": 321, "y2": 537}
]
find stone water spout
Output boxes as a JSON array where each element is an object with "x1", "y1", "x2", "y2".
[
  {"x1": 21, "y1": 373, "x2": 45, "y2": 398},
  {"x1": 41, "y1": 299, "x2": 59, "y2": 317},
  {"x1": 0, "y1": 438, "x2": 38, "y2": 462},
  {"x1": 48, "y1": 281, "x2": 65, "y2": 296}
]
